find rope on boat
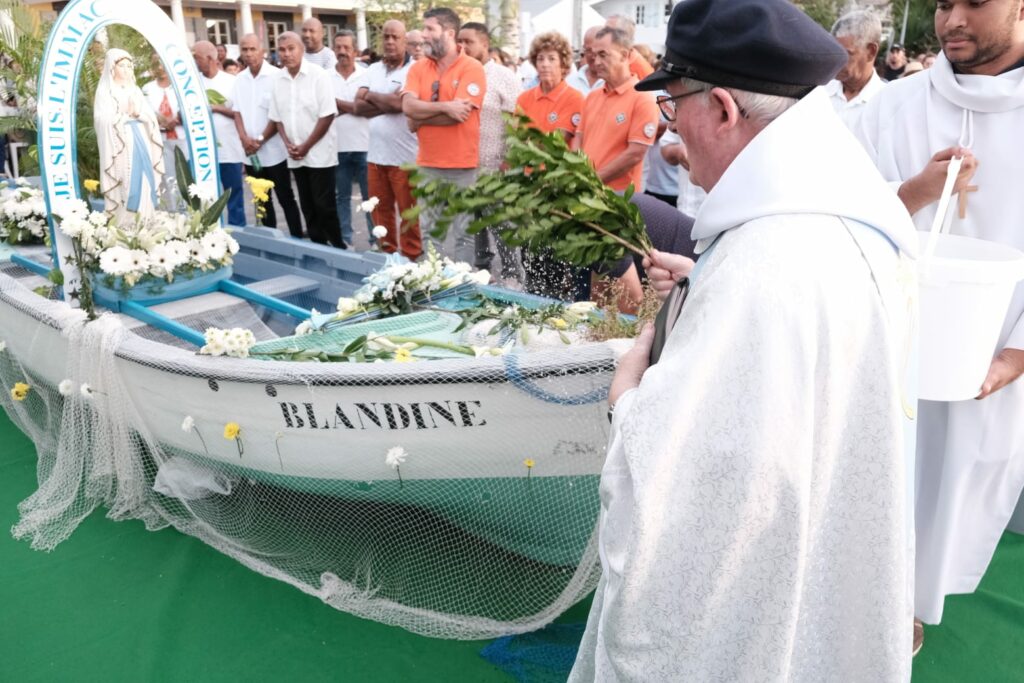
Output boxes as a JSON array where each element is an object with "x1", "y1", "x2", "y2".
[{"x1": 502, "y1": 353, "x2": 608, "y2": 405}]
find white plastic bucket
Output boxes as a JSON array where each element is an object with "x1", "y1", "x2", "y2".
[{"x1": 918, "y1": 231, "x2": 1024, "y2": 401}]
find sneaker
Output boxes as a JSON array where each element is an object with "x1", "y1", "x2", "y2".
[{"x1": 912, "y1": 618, "x2": 924, "y2": 657}]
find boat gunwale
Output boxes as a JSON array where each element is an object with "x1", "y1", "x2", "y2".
[{"x1": 0, "y1": 270, "x2": 617, "y2": 389}]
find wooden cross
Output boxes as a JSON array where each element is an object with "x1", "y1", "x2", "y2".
[{"x1": 958, "y1": 185, "x2": 979, "y2": 219}]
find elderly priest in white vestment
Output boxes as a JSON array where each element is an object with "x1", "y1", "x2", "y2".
[
  {"x1": 858, "y1": 0, "x2": 1024, "y2": 652},
  {"x1": 568, "y1": 1, "x2": 919, "y2": 680}
]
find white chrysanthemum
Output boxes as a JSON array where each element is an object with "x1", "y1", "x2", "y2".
[
  {"x1": 359, "y1": 197, "x2": 380, "y2": 213},
  {"x1": 371, "y1": 225, "x2": 388, "y2": 239},
  {"x1": 99, "y1": 246, "x2": 132, "y2": 275},
  {"x1": 88, "y1": 211, "x2": 109, "y2": 227},
  {"x1": 188, "y1": 240, "x2": 211, "y2": 264},
  {"x1": 59, "y1": 216, "x2": 86, "y2": 238},
  {"x1": 127, "y1": 249, "x2": 151, "y2": 273},
  {"x1": 225, "y1": 234, "x2": 240, "y2": 255},
  {"x1": 58, "y1": 379, "x2": 74, "y2": 395},
  {"x1": 201, "y1": 230, "x2": 228, "y2": 260},
  {"x1": 61, "y1": 198, "x2": 90, "y2": 219},
  {"x1": 385, "y1": 446, "x2": 407, "y2": 469},
  {"x1": 181, "y1": 415, "x2": 195, "y2": 432},
  {"x1": 336, "y1": 297, "x2": 360, "y2": 315},
  {"x1": 294, "y1": 320, "x2": 313, "y2": 336},
  {"x1": 79, "y1": 383, "x2": 95, "y2": 400}
]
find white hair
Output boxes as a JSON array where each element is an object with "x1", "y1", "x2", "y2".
[
  {"x1": 677, "y1": 77, "x2": 797, "y2": 127},
  {"x1": 831, "y1": 9, "x2": 883, "y2": 48}
]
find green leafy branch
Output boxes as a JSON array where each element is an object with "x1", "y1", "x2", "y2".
[{"x1": 407, "y1": 113, "x2": 651, "y2": 268}]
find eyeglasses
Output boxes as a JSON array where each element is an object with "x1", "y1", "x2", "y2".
[
  {"x1": 655, "y1": 88, "x2": 749, "y2": 122},
  {"x1": 655, "y1": 89, "x2": 706, "y2": 122},
  {"x1": 430, "y1": 80, "x2": 440, "y2": 102}
]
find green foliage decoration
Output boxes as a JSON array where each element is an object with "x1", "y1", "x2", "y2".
[{"x1": 408, "y1": 113, "x2": 652, "y2": 269}]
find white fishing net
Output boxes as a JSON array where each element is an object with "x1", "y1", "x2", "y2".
[{"x1": 0, "y1": 254, "x2": 616, "y2": 639}]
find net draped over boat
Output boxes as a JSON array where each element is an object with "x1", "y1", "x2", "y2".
[{"x1": 0, "y1": 254, "x2": 614, "y2": 639}]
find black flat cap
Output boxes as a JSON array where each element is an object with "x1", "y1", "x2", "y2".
[{"x1": 637, "y1": 0, "x2": 848, "y2": 98}]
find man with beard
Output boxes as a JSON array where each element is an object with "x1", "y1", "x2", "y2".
[
  {"x1": 826, "y1": 9, "x2": 886, "y2": 130},
  {"x1": 401, "y1": 7, "x2": 485, "y2": 264},
  {"x1": 859, "y1": 0, "x2": 1024, "y2": 656},
  {"x1": 233, "y1": 34, "x2": 303, "y2": 236},
  {"x1": 301, "y1": 17, "x2": 337, "y2": 71}
]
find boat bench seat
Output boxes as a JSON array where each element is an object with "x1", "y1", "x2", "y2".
[{"x1": 121, "y1": 274, "x2": 318, "y2": 331}]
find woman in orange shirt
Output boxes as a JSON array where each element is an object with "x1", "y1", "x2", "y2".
[
  {"x1": 516, "y1": 32, "x2": 584, "y2": 143},
  {"x1": 516, "y1": 33, "x2": 591, "y2": 300}
]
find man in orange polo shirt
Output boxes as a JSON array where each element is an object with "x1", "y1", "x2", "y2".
[
  {"x1": 401, "y1": 7, "x2": 486, "y2": 264},
  {"x1": 605, "y1": 15, "x2": 655, "y2": 80},
  {"x1": 575, "y1": 27, "x2": 660, "y2": 193}
]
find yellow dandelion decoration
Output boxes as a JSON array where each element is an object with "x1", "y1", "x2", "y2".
[
  {"x1": 394, "y1": 347, "x2": 415, "y2": 363},
  {"x1": 549, "y1": 318, "x2": 568, "y2": 330},
  {"x1": 83, "y1": 179, "x2": 100, "y2": 193},
  {"x1": 10, "y1": 381, "x2": 30, "y2": 402},
  {"x1": 223, "y1": 422, "x2": 244, "y2": 458},
  {"x1": 524, "y1": 458, "x2": 535, "y2": 481}
]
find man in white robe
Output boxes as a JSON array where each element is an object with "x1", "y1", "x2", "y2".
[
  {"x1": 858, "y1": 0, "x2": 1024, "y2": 636},
  {"x1": 569, "y1": 1, "x2": 919, "y2": 680}
]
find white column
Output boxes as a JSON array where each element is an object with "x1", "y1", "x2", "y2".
[
  {"x1": 356, "y1": 7, "x2": 368, "y2": 51},
  {"x1": 300, "y1": 4, "x2": 313, "y2": 21},
  {"x1": 170, "y1": 0, "x2": 186, "y2": 39},
  {"x1": 239, "y1": 0, "x2": 255, "y2": 37}
]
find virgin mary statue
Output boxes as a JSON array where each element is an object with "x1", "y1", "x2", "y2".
[{"x1": 94, "y1": 48, "x2": 165, "y2": 217}]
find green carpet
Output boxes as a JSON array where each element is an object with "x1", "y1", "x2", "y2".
[{"x1": 0, "y1": 407, "x2": 1020, "y2": 681}]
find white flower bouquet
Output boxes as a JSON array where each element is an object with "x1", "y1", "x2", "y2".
[
  {"x1": 0, "y1": 180, "x2": 49, "y2": 246},
  {"x1": 55, "y1": 149, "x2": 237, "y2": 317},
  {"x1": 331, "y1": 245, "x2": 490, "y2": 325}
]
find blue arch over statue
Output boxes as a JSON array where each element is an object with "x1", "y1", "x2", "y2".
[{"x1": 35, "y1": 0, "x2": 220, "y2": 301}]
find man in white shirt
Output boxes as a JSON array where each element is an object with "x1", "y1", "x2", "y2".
[
  {"x1": 458, "y1": 22, "x2": 521, "y2": 279},
  {"x1": 825, "y1": 9, "x2": 886, "y2": 131},
  {"x1": 233, "y1": 33, "x2": 303, "y2": 237},
  {"x1": 330, "y1": 30, "x2": 371, "y2": 248},
  {"x1": 302, "y1": 18, "x2": 337, "y2": 71},
  {"x1": 355, "y1": 19, "x2": 422, "y2": 259},
  {"x1": 566, "y1": 27, "x2": 605, "y2": 96},
  {"x1": 192, "y1": 41, "x2": 246, "y2": 226},
  {"x1": 269, "y1": 32, "x2": 343, "y2": 248}
]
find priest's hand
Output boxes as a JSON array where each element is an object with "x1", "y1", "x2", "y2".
[
  {"x1": 609, "y1": 323, "x2": 655, "y2": 407},
  {"x1": 898, "y1": 146, "x2": 979, "y2": 216},
  {"x1": 643, "y1": 250, "x2": 695, "y2": 301},
  {"x1": 976, "y1": 348, "x2": 1024, "y2": 399}
]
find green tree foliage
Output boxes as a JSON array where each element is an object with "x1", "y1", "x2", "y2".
[
  {"x1": 796, "y1": 0, "x2": 841, "y2": 31},
  {"x1": 891, "y1": 0, "x2": 940, "y2": 54}
]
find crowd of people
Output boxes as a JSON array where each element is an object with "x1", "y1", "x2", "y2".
[{"x1": 135, "y1": 12, "x2": 691, "y2": 298}]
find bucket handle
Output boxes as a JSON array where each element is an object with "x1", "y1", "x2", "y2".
[{"x1": 922, "y1": 111, "x2": 974, "y2": 267}]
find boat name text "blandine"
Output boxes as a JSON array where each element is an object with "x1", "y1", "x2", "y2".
[{"x1": 278, "y1": 400, "x2": 487, "y2": 431}]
